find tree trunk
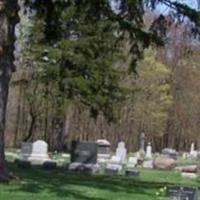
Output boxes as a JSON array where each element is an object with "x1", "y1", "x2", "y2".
[
  {"x1": 23, "y1": 107, "x2": 36, "y2": 142},
  {"x1": 0, "y1": 0, "x2": 19, "y2": 179},
  {"x1": 52, "y1": 116, "x2": 66, "y2": 151}
]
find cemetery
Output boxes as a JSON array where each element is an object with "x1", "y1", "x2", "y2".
[
  {"x1": 1, "y1": 1, "x2": 200, "y2": 200},
  {"x1": 2, "y1": 138, "x2": 200, "y2": 200}
]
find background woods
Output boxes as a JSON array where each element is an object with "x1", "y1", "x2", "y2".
[{"x1": 3, "y1": 1, "x2": 200, "y2": 154}]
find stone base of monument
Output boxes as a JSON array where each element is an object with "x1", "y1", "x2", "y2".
[
  {"x1": 42, "y1": 161, "x2": 57, "y2": 170},
  {"x1": 19, "y1": 154, "x2": 51, "y2": 164},
  {"x1": 68, "y1": 162, "x2": 99, "y2": 173},
  {"x1": 97, "y1": 154, "x2": 110, "y2": 163},
  {"x1": 15, "y1": 159, "x2": 31, "y2": 169},
  {"x1": 125, "y1": 169, "x2": 140, "y2": 177}
]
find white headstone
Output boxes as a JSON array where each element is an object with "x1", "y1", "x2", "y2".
[
  {"x1": 146, "y1": 142, "x2": 152, "y2": 159},
  {"x1": 127, "y1": 157, "x2": 138, "y2": 168},
  {"x1": 106, "y1": 156, "x2": 123, "y2": 171},
  {"x1": 190, "y1": 143, "x2": 197, "y2": 158},
  {"x1": 143, "y1": 160, "x2": 153, "y2": 169},
  {"x1": 116, "y1": 141, "x2": 127, "y2": 164},
  {"x1": 19, "y1": 140, "x2": 50, "y2": 163},
  {"x1": 190, "y1": 143, "x2": 195, "y2": 153}
]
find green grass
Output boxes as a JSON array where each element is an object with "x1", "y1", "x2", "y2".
[{"x1": 0, "y1": 163, "x2": 199, "y2": 200}]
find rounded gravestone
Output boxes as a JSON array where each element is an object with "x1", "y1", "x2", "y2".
[{"x1": 32, "y1": 140, "x2": 48, "y2": 155}]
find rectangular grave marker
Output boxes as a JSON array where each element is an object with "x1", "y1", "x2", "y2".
[
  {"x1": 71, "y1": 141, "x2": 97, "y2": 164},
  {"x1": 166, "y1": 186, "x2": 198, "y2": 200}
]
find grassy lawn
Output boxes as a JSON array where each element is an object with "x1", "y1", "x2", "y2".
[{"x1": 0, "y1": 162, "x2": 199, "y2": 200}]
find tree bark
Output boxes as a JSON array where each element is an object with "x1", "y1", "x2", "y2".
[{"x1": 0, "y1": 0, "x2": 19, "y2": 179}]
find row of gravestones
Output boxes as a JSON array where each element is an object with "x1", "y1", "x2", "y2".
[
  {"x1": 15, "y1": 139, "x2": 197, "y2": 174},
  {"x1": 67, "y1": 140, "x2": 153, "y2": 176},
  {"x1": 15, "y1": 140, "x2": 198, "y2": 200},
  {"x1": 16, "y1": 139, "x2": 149, "y2": 173}
]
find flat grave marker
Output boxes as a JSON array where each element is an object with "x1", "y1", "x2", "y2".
[{"x1": 166, "y1": 186, "x2": 198, "y2": 200}]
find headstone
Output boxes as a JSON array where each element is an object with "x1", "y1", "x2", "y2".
[
  {"x1": 105, "y1": 142, "x2": 127, "y2": 173},
  {"x1": 182, "y1": 152, "x2": 190, "y2": 159},
  {"x1": 96, "y1": 139, "x2": 111, "y2": 154},
  {"x1": 19, "y1": 140, "x2": 50, "y2": 163},
  {"x1": 162, "y1": 148, "x2": 177, "y2": 160},
  {"x1": 69, "y1": 141, "x2": 99, "y2": 173},
  {"x1": 105, "y1": 155, "x2": 123, "y2": 174},
  {"x1": 96, "y1": 139, "x2": 111, "y2": 163},
  {"x1": 126, "y1": 157, "x2": 138, "y2": 168},
  {"x1": 106, "y1": 156, "x2": 123, "y2": 171},
  {"x1": 190, "y1": 143, "x2": 195, "y2": 153},
  {"x1": 146, "y1": 142, "x2": 152, "y2": 159},
  {"x1": 19, "y1": 142, "x2": 33, "y2": 160},
  {"x1": 71, "y1": 141, "x2": 97, "y2": 164},
  {"x1": 190, "y1": 143, "x2": 198, "y2": 158},
  {"x1": 143, "y1": 160, "x2": 153, "y2": 169},
  {"x1": 166, "y1": 186, "x2": 198, "y2": 200},
  {"x1": 116, "y1": 141, "x2": 127, "y2": 164}
]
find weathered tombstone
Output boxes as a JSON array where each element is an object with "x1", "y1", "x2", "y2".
[
  {"x1": 116, "y1": 141, "x2": 127, "y2": 164},
  {"x1": 190, "y1": 143, "x2": 198, "y2": 158},
  {"x1": 106, "y1": 156, "x2": 123, "y2": 170},
  {"x1": 166, "y1": 186, "x2": 198, "y2": 200},
  {"x1": 19, "y1": 140, "x2": 50, "y2": 163},
  {"x1": 146, "y1": 142, "x2": 152, "y2": 159},
  {"x1": 190, "y1": 143, "x2": 195, "y2": 153},
  {"x1": 143, "y1": 160, "x2": 153, "y2": 169},
  {"x1": 19, "y1": 142, "x2": 33, "y2": 160},
  {"x1": 69, "y1": 141, "x2": 99, "y2": 173},
  {"x1": 127, "y1": 157, "x2": 138, "y2": 168},
  {"x1": 96, "y1": 139, "x2": 111, "y2": 154},
  {"x1": 105, "y1": 142, "x2": 126, "y2": 174},
  {"x1": 96, "y1": 139, "x2": 111, "y2": 163},
  {"x1": 71, "y1": 141, "x2": 97, "y2": 164}
]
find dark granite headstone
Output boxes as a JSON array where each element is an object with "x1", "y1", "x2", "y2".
[
  {"x1": 71, "y1": 141, "x2": 97, "y2": 164},
  {"x1": 166, "y1": 186, "x2": 198, "y2": 200}
]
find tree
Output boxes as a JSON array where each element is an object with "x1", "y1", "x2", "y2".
[{"x1": 0, "y1": 0, "x2": 19, "y2": 179}]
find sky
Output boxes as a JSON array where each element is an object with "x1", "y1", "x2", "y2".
[{"x1": 156, "y1": 0, "x2": 198, "y2": 14}]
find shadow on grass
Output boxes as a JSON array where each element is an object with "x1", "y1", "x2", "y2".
[{"x1": 4, "y1": 162, "x2": 181, "y2": 200}]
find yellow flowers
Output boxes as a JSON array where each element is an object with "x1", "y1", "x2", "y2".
[{"x1": 155, "y1": 186, "x2": 167, "y2": 199}]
